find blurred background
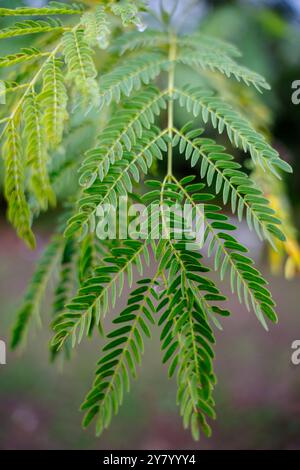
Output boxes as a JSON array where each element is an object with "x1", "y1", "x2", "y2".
[{"x1": 0, "y1": 0, "x2": 300, "y2": 450}]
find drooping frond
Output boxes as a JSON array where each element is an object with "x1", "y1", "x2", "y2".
[
  {"x1": 62, "y1": 28, "x2": 98, "y2": 103},
  {"x1": 98, "y1": 53, "x2": 169, "y2": 110},
  {"x1": 65, "y1": 127, "x2": 168, "y2": 238},
  {"x1": 11, "y1": 235, "x2": 64, "y2": 349},
  {"x1": 174, "y1": 86, "x2": 292, "y2": 176},
  {"x1": 81, "y1": 276, "x2": 159, "y2": 435},
  {"x1": 178, "y1": 49, "x2": 270, "y2": 92},
  {"x1": 23, "y1": 91, "x2": 56, "y2": 210},
  {"x1": 78, "y1": 87, "x2": 167, "y2": 187},
  {"x1": 51, "y1": 240, "x2": 151, "y2": 352},
  {"x1": 0, "y1": 2, "x2": 83, "y2": 17},
  {"x1": 173, "y1": 126, "x2": 286, "y2": 245},
  {"x1": 158, "y1": 247, "x2": 228, "y2": 440},
  {"x1": 172, "y1": 176, "x2": 278, "y2": 329},
  {"x1": 2, "y1": 119, "x2": 35, "y2": 248},
  {"x1": 143, "y1": 177, "x2": 278, "y2": 329},
  {"x1": 0, "y1": 18, "x2": 66, "y2": 40},
  {"x1": 39, "y1": 57, "x2": 68, "y2": 148}
]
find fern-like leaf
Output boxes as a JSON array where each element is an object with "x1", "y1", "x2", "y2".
[
  {"x1": 81, "y1": 5, "x2": 111, "y2": 50},
  {"x1": 78, "y1": 87, "x2": 167, "y2": 187},
  {"x1": 98, "y1": 53, "x2": 169, "y2": 110},
  {"x1": 0, "y1": 18, "x2": 66, "y2": 39},
  {"x1": 39, "y1": 57, "x2": 68, "y2": 148},
  {"x1": 81, "y1": 276, "x2": 159, "y2": 435},
  {"x1": 2, "y1": 119, "x2": 35, "y2": 248},
  {"x1": 177, "y1": 32, "x2": 242, "y2": 58},
  {"x1": 0, "y1": 48, "x2": 49, "y2": 68},
  {"x1": 178, "y1": 49, "x2": 270, "y2": 92},
  {"x1": 172, "y1": 176, "x2": 278, "y2": 329},
  {"x1": 51, "y1": 240, "x2": 151, "y2": 351},
  {"x1": 158, "y1": 249, "x2": 227, "y2": 439},
  {"x1": 3, "y1": 3, "x2": 294, "y2": 442},
  {"x1": 174, "y1": 86, "x2": 292, "y2": 176},
  {"x1": 174, "y1": 126, "x2": 286, "y2": 245},
  {"x1": 0, "y1": 2, "x2": 83, "y2": 17},
  {"x1": 65, "y1": 127, "x2": 168, "y2": 238},
  {"x1": 62, "y1": 29, "x2": 98, "y2": 103},
  {"x1": 23, "y1": 91, "x2": 56, "y2": 210},
  {"x1": 112, "y1": 30, "x2": 241, "y2": 58}
]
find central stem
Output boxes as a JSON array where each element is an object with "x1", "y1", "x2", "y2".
[{"x1": 167, "y1": 31, "x2": 176, "y2": 178}]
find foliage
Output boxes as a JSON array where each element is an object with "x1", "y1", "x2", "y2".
[{"x1": 0, "y1": 0, "x2": 294, "y2": 441}]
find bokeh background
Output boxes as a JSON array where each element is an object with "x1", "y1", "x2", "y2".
[{"x1": 0, "y1": 0, "x2": 300, "y2": 450}]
